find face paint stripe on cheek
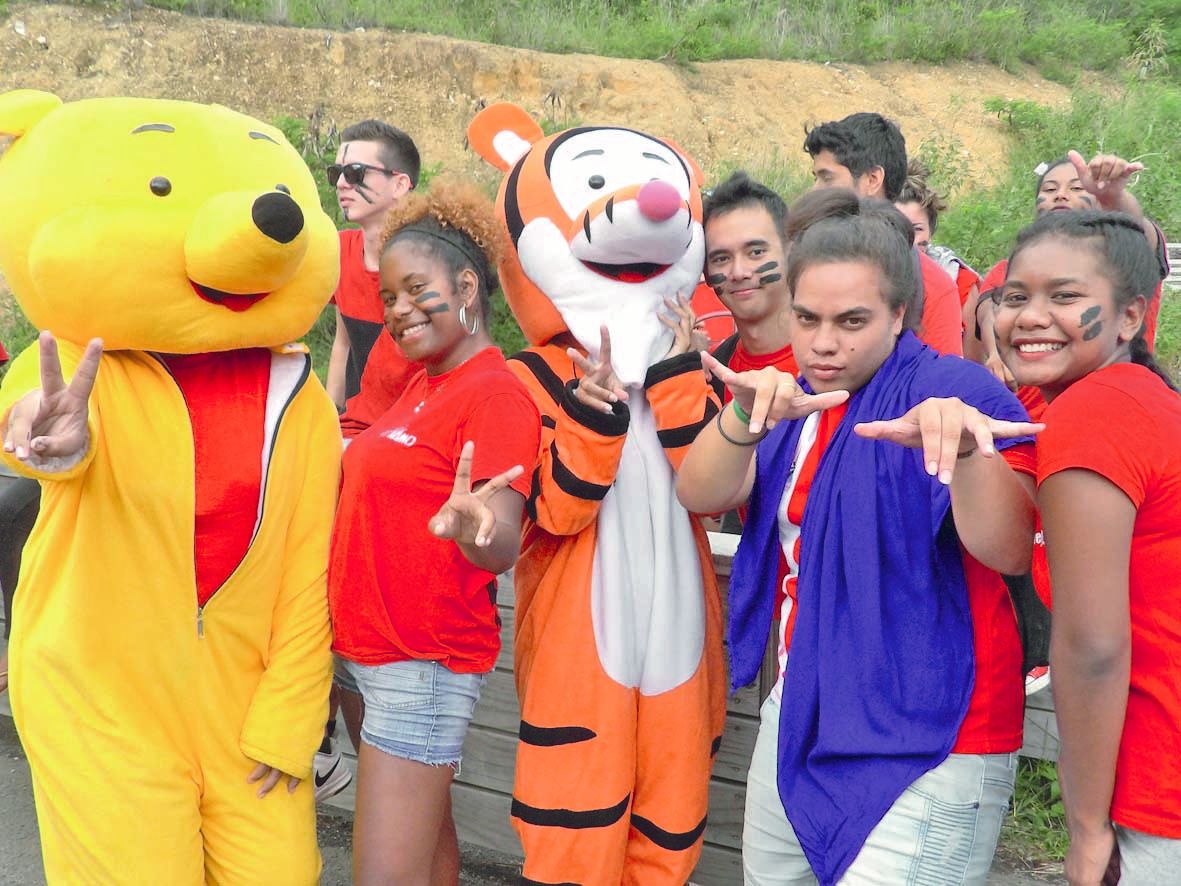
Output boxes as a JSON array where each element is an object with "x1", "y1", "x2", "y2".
[
  {"x1": 705, "y1": 273, "x2": 725, "y2": 286},
  {"x1": 753, "y1": 261, "x2": 778, "y2": 274},
  {"x1": 1082, "y1": 321, "x2": 1104, "y2": 341},
  {"x1": 1079, "y1": 305, "x2": 1100, "y2": 327},
  {"x1": 422, "y1": 304, "x2": 450, "y2": 315},
  {"x1": 759, "y1": 273, "x2": 782, "y2": 286},
  {"x1": 413, "y1": 290, "x2": 442, "y2": 305}
]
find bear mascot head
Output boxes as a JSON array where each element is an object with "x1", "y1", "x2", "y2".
[
  {"x1": 0, "y1": 90, "x2": 339, "y2": 354},
  {"x1": 466, "y1": 103, "x2": 705, "y2": 385}
]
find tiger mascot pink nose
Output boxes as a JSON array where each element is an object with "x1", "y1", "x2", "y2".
[{"x1": 636, "y1": 179, "x2": 682, "y2": 222}]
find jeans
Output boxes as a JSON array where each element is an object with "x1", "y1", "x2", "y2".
[{"x1": 744, "y1": 692, "x2": 1017, "y2": 885}]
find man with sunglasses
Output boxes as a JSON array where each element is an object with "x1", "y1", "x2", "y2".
[
  {"x1": 317, "y1": 120, "x2": 421, "y2": 805},
  {"x1": 325, "y1": 119, "x2": 421, "y2": 411}
]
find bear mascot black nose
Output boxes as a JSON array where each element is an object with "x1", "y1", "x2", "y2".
[{"x1": 251, "y1": 192, "x2": 304, "y2": 244}]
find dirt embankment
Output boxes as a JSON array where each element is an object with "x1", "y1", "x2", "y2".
[{"x1": 1, "y1": 3, "x2": 1070, "y2": 188}]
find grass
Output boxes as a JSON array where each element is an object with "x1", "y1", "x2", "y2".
[
  {"x1": 40, "y1": 0, "x2": 1180, "y2": 87},
  {"x1": 1000, "y1": 757, "x2": 1070, "y2": 872}
]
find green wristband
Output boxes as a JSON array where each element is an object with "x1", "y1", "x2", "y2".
[{"x1": 731, "y1": 399, "x2": 752, "y2": 425}]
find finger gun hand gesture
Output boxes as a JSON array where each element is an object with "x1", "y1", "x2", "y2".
[
  {"x1": 3, "y1": 332, "x2": 103, "y2": 467},
  {"x1": 853, "y1": 397, "x2": 1044, "y2": 485},
  {"x1": 700, "y1": 351, "x2": 849, "y2": 434},
  {"x1": 429, "y1": 441, "x2": 524, "y2": 548}
]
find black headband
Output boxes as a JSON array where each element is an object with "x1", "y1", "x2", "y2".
[{"x1": 391, "y1": 223, "x2": 487, "y2": 288}]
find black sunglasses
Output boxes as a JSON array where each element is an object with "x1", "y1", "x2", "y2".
[{"x1": 326, "y1": 162, "x2": 398, "y2": 187}]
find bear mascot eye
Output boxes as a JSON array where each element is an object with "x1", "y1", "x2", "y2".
[
  {"x1": 587, "y1": 174, "x2": 606, "y2": 190},
  {"x1": 149, "y1": 176, "x2": 172, "y2": 197}
]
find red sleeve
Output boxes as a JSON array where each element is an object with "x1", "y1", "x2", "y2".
[
  {"x1": 339, "y1": 331, "x2": 422, "y2": 438},
  {"x1": 1000, "y1": 441, "x2": 1036, "y2": 478},
  {"x1": 459, "y1": 389, "x2": 541, "y2": 500},
  {"x1": 917, "y1": 251, "x2": 964, "y2": 356},
  {"x1": 955, "y1": 264, "x2": 980, "y2": 308},
  {"x1": 0, "y1": 339, "x2": 8, "y2": 365},
  {"x1": 979, "y1": 260, "x2": 1007, "y2": 294},
  {"x1": 1036, "y1": 373, "x2": 1155, "y2": 507}
]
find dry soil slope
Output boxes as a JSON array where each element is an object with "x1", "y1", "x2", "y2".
[{"x1": 0, "y1": 3, "x2": 1071, "y2": 189}]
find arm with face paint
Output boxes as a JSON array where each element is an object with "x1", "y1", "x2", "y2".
[{"x1": 508, "y1": 342, "x2": 631, "y2": 537}]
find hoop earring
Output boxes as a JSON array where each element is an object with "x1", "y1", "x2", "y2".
[{"x1": 458, "y1": 303, "x2": 480, "y2": 337}]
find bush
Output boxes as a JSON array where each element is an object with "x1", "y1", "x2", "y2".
[{"x1": 104, "y1": 0, "x2": 1181, "y2": 86}]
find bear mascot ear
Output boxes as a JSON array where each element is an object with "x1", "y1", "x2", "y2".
[
  {"x1": 0, "y1": 90, "x2": 63, "y2": 140},
  {"x1": 467, "y1": 103, "x2": 545, "y2": 172}
]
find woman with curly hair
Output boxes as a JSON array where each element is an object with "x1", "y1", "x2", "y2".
[{"x1": 327, "y1": 180, "x2": 541, "y2": 885}]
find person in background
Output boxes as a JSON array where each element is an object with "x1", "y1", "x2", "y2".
[
  {"x1": 993, "y1": 210, "x2": 1181, "y2": 886},
  {"x1": 804, "y1": 111, "x2": 963, "y2": 356},
  {"x1": 316, "y1": 119, "x2": 424, "y2": 802},
  {"x1": 894, "y1": 158, "x2": 981, "y2": 329}
]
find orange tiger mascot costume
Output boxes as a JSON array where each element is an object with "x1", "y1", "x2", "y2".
[{"x1": 468, "y1": 104, "x2": 726, "y2": 884}]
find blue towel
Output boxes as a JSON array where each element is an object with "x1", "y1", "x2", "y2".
[{"x1": 728, "y1": 331, "x2": 1031, "y2": 885}]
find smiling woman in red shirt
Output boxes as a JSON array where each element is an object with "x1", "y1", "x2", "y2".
[
  {"x1": 328, "y1": 180, "x2": 540, "y2": 886},
  {"x1": 994, "y1": 210, "x2": 1181, "y2": 886}
]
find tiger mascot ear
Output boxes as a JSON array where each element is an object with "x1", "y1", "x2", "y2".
[
  {"x1": 661, "y1": 138, "x2": 703, "y2": 188},
  {"x1": 467, "y1": 102, "x2": 545, "y2": 172}
]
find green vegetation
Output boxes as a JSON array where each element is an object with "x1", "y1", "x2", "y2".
[
  {"x1": 52, "y1": 0, "x2": 1178, "y2": 86},
  {"x1": 1000, "y1": 757, "x2": 1070, "y2": 870}
]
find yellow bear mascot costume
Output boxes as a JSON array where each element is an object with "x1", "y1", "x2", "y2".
[{"x1": 0, "y1": 90, "x2": 340, "y2": 884}]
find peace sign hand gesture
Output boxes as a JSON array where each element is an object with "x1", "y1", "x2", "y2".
[
  {"x1": 429, "y1": 441, "x2": 524, "y2": 548},
  {"x1": 3, "y1": 332, "x2": 103, "y2": 466},
  {"x1": 568, "y1": 325, "x2": 628, "y2": 414},
  {"x1": 701, "y1": 351, "x2": 849, "y2": 434}
]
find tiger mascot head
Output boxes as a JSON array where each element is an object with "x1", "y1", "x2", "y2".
[{"x1": 467, "y1": 103, "x2": 705, "y2": 385}]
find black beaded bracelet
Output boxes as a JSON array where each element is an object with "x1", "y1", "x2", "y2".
[{"x1": 716, "y1": 406, "x2": 766, "y2": 446}]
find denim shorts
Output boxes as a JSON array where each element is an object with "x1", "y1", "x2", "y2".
[{"x1": 339, "y1": 658, "x2": 485, "y2": 768}]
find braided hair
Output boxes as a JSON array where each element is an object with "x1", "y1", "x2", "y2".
[{"x1": 1007, "y1": 210, "x2": 1175, "y2": 391}]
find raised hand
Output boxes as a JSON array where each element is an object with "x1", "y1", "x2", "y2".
[
  {"x1": 853, "y1": 397, "x2": 1044, "y2": 484},
  {"x1": 660, "y1": 291, "x2": 709, "y2": 358},
  {"x1": 3, "y1": 332, "x2": 103, "y2": 465},
  {"x1": 429, "y1": 441, "x2": 524, "y2": 548},
  {"x1": 568, "y1": 325, "x2": 628, "y2": 414},
  {"x1": 700, "y1": 350, "x2": 849, "y2": 434},
  {"x1": 1068, "y1": 149, "x2": 1144, "y2": 209}
]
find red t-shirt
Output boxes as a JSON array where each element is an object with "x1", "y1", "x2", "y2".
[
  {"x1": 339, "y1": 329, "x2": 422, "y2": 439},
  {"x1": 332, "y1": 228, "x2": 385, "y2": 402},
  {"x1": 773, "y1": 408, "x2": 1027, "y2": 753},
  {"x1": 723, "y1": 340, "x2": 799, "y2": 404},
  {"x1": 917, "y1": 251, "x2": 964, "y2": 357},
  {"x1": 0, "y1": 338, "x2": 8, "y2": 365},
  {"x1": 160, "y1": 349, "x2": 270, "y2": 607},
  {"x1": 329, "y1": 347, "x2": 541, "y2": 673},
  {"x1": 1037, "y1": 362, "x2": 1181, "y2": 837}
]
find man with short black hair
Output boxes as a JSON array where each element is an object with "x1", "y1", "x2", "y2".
[
  {"x1": 804, "y1": 113, "x2": 963, "y2": 355},
  {"x1": 703, "y1": 171, "x2": 797, "y2": 387}
]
